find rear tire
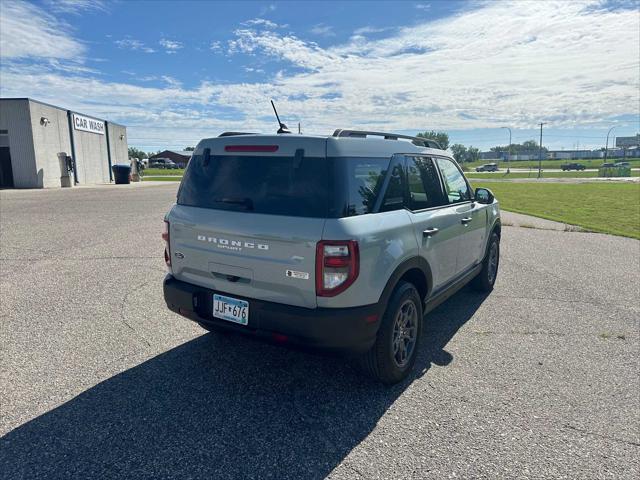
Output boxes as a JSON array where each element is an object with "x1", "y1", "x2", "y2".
[
  {"x1": 472, "y1": 232, "x2": 500, "y2": 292},
  {"x1": 359, "y1": 281, "x2": 422, "y2": 384}
]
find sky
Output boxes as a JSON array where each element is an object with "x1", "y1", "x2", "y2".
[{"x1": 1, "y1": 0, "x2": 638, "y2": 152}]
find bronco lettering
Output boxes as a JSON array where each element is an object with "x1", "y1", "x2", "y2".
[{"x1": 197, "y1": 235, "x2": 269, "y2": 251}]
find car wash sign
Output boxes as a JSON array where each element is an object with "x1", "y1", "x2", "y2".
[{"x1": 72, "y1": 113, "x2": 105, "y2": 135}]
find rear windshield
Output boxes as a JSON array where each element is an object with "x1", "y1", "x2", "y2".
[{"x1": 178, "y1": 153, "x2": 330, "y2": 217}]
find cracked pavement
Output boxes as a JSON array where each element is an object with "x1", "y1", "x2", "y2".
[{"x1": 1, "y1": 184, "x2": 638, "y2": 479}]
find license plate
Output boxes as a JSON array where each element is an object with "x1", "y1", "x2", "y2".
[{"x1": 213, "y1": 294, "x2": 249, "y2": 325}]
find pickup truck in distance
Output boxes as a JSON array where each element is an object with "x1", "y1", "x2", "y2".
[{"x1": 162, "y1": 130, "x2": 501, "y2": 383}]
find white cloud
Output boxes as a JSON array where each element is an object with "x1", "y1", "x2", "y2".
[
  {"x1": 225, "y1": 0, "x2": 639, "y2": 131},
  {"x1": 115, "y1": 37, "x2": 155, "y2": 53},
  {"x1": 210, "y1": 40, "x2": 223, "y2": 53},
  {"x1": 242, "y1": 18, "x2": 286, "y2": 29},
  {"x1": 310, "y1": 24, "x2": 335, "y2": 37},
  {"x1": 353, "y1": 26, "x2": 391, "y2": 35},
  {"x1": 45, "y1": 0, "x2": 108, "y2": 14},
  {"x1": 161, "y1": 76, "x2": 182, "y2": 88},
  {"x1": 414, "y1": 3, "x2": 431, "y2": 10},
  {"x1": 0, "y1": 1, "x2": 85, "y2": 60},
  {"x1": 1, "y1": 0, "x2": 638, "y2": 150},
  {"x1": 228, "y1": 28, "x2": 338, "y2": 70},
  {"x1": 159, "y1": 38, "x2": 184, "y2": 54}
]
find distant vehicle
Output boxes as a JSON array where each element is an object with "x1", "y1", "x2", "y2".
[
  {"x1": 614, "y1": 161, "x2": 630, "y2": 167},
  {"x1": 600, "y1": 163, "x2": 616, "y2": 168},
  {"x1": 560, "y1": 163, "x2": 586, "y2": 171},
  {"x1": 150, "y1": 158, "x2": 179, "y2": 169},
  {"x1": 475, "y1": 163, "x2": 499, "y2": 172}
]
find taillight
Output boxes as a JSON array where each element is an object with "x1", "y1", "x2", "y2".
[
  {"x1": 315, "y1": 240, "x2": 359, "y2": 297},
  {"x1": 162, "y1": 220, "x2": 171, "y2": 269}
]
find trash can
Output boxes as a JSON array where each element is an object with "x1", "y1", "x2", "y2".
[{"x1": 112, "y1": 164, "x2": 131, "y2": 184}]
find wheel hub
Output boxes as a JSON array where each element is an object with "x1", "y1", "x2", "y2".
[{"x1": 392, "y1": 299, "x2": 418, "y2": 368}]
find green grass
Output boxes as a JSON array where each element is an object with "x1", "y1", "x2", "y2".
[
  {"x1": 471, "y1": 182, "x2": 640, "y2": 239},
  {"x1": 143, "y1": 176, "x2": 182, "y2": 182},
  {"x1": 467, "y1": 170, "x2": 640, "y2": 179},
  {"x1": 143, "y1": 168, "x2": 185, "y2": 176},
  {"x1": 465, "y1": 158, "x2": 640, "y2": 170}
]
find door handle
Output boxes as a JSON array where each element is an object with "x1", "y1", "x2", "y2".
[
  {"x1": 461, "y1": 217, "x2": 472, "y2": 224},
  {"x1": 423, "y1": 227, "x2": 439, "y2": 237}
]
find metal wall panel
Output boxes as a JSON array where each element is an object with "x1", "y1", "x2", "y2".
[
  {"x1": 72, "y1": 118, "x2": 110, "y2": 185},
  {"x1": 0, "y1": 99, "x2": 37, "y2": 188},
  {"x1": 107, "y1": 123, "x2": 128, "y2": 166},
  {"x1": 28, "y1": 100, "x2": 73, "y2": 188}
]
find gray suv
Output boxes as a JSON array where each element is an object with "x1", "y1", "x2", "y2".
[{"x1": 163, "y1": 130, "x2": 501, "y2": 383}]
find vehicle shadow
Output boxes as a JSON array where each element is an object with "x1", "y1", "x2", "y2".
[{"x1": 1, "y1": 288, "x2": 489, "y2": 479}]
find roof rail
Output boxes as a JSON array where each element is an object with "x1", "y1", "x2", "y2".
[
  {"x1": 218, "y1": 132, "x2": 257, "y2": 137},
  {"x1": 332, "y1": 129, "x2": 442, "y2": 150}
]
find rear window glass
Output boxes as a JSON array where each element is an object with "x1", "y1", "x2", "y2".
[{"x1": 178, "y1": 154, "x2": 330, "y2": 217}]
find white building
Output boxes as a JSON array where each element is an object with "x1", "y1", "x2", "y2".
[{"x1": 0, "y1": 98, "x2": 128, "y2": 188}]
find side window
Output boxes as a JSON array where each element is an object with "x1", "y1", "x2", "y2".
[
  {"x1": 435, "y1": 157, "x2": 471, "y2": 204},
  {"x1": 406, "y1": 156, "x2": 446, "y2": 210},
  {"x1": 380, "y1": 162, "x2": 405, "y2": 212},
  {"x1": 346, "y1": 158, "x2": 392, "y2": 216}
]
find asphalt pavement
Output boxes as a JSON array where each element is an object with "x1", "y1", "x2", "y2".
[{"x1": 1, "y1": 183, "x2": 638, "y2": 479}]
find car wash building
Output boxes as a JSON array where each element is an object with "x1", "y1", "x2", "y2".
[{"x1": 0, "y1": 98, "x2": 128, "y2": 188}]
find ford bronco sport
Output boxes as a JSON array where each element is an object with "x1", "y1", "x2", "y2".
[{"x1": 163, "y1": 129, "x2": 501, "y2": 384}]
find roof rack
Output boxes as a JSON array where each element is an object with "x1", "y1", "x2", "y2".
[
  {"x1": 332, "y1": 129, "x2": 442, "y2": 150},
  {"x1": 218, "y1": 132, "x2": 257, "y2": 137}
]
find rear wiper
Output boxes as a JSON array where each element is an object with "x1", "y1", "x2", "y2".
[{"x1": 213, "y1": 197, "x2": 254, "y2": 210}]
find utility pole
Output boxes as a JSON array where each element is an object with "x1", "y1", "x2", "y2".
[
  {"x1": 501, "y1": 126, "x2": 512, "y2": 173},
  {"x1": 537, "y1": 122, "x2": 545, "y2": 179},
  {"x1": 604, "y1": 126, "x2": 616, "y2": 163}
]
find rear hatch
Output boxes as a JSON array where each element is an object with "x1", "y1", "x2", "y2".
[{"x1": 168, "y1": 135, "x2": 329, "y2": 309}]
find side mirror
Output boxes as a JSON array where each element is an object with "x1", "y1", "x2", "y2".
[{"x1": 474, "y1": 187, "x2": 494, "y2": 204}]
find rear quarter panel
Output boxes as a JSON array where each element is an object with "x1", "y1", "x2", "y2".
[{"x1": 318, "y1": 210, "x2": 419, "y2": 308}]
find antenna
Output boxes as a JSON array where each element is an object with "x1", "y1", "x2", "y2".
[{"x1": 270, "y1": 100, "x2": 291, "y2": 134}]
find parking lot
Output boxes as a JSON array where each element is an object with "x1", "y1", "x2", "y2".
[{"x1": 1, "y1": 184, "x2": 638, "y2": 479}]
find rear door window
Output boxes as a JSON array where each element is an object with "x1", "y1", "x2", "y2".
[
  {"x1": 343, "y1": 157, "x2": 406, "y2": 215},
  {"x1": 406, "y1": 156, "x2": 447, "y2": 210},
  {"x1": 178, "y1": 154, "x2": 330, "y2": 217}
]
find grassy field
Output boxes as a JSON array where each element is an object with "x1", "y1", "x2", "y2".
[
  {"x1": 471, "y1": 181, "x2": 640, "y2": 239},
  {"x1": 467, "y1": 170, "x2": 640, "y2": 179},
  {"x1": 143, "y1": 176, "x2": 182, "y2": 181},
  {"x1": 143, "y1": 168, "x2": 185, "y2": 176},
  {"x1": 465, "y1": 158, "x2": 640, "y2": 170}
]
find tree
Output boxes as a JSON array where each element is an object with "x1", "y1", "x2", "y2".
[
  {"x1": 184, "y1": 146, "x2": 195, "y2": 151},
  {"x1": 128, "y1": 147, "x2": 148, "y2": 159},
  {"x1": 416, "y1": 130, "x2": 449, "y2": 150},
  {"x1": 467, "y1": 146, "x2": 480, "y2": 162},
  {"x1": 490, "y1": 140, "x2": 547, "y2": 154},
  {"x1": 450, "y1": 144, "x2": 467, "y2": 163}
]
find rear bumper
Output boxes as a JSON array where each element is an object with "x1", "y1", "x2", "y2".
[{"x1": 163, "y1": 275, "x2": 382, "y2": 354}]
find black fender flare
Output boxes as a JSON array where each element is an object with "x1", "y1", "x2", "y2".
[
  {"x1": 482, "y1": 218, "x2": 502, "y2": 260},
  {"x1": 378, "y1": 256, "x2": 433, "y2": 308}
]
